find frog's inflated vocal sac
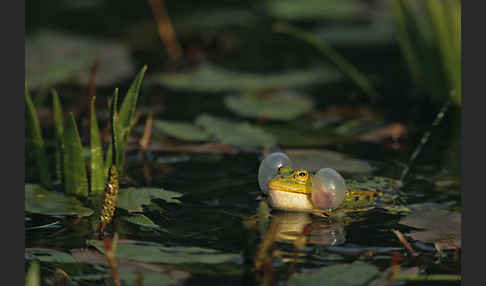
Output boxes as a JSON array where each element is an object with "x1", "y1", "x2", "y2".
[{"x1": 258, "y1": 152, "x2": 403, "y2": 214}]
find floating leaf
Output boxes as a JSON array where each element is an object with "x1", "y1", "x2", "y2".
[
  {"x1": 288, "y1": 261, "x2": 379, "y2": 286},
  {"x1": 25, "y1": 87, "x2": 51, "y2": 189},
  {"x1": 90, "y1": 97, "x2": 104, "y2": 194},
  {"x1": 122, "y1": 214, "x2": 165, "y2": 230},
  {"x1": 286, "y1": 149, "x2": 373, "y2": 174},
  {"x1": 25, "y1": 184, "x2": 94, "y2": 216},
  {"x1": 26, "y1": 30, "x2": 134, "y2": 89},
  {"x1": 52, "y1": 90, "x2": 64, "y2": 184},
  {"x1": 263, "y1": 124, "x2": 345, "y2": 147},
  {"x1": 267, "y1": 0, "x2": 368, "y2": 21},
  {"x1": 63, "y1": 113, "x2": 89, "y2": 197},
  {"x1": 88, "y1": 240, "x2": 240, "y2": 264},
  {"x1": 25, "y1": 261, "x2": 40, "y2": 286},
  {"x1": 174, "y1": 8, "x2": 257, "y2": 34},
  {"x1": 316, "y1": 20, "x2": 395, "y2": 47},
  {"x1": 154, "y1": 120, "x2": 211, "y2": 141},
  {"x1": 26, "y1": 248, "x2": 77, "y2": 263},
  {"x1": 224, "y1": 91, "x2": 314, "y2": 121},
  {"x1": 399, "y1": 209, "x2": 461, "y2": 249},
  {"x1": 117, "y1": 188, "x2": 182, "y2": 213},
  {"x1": 149, "y1": 63, "x2": 340, "y2": 92},
  {"x1": 195, "y1": 114, "x2": 276, "y2": 147}
]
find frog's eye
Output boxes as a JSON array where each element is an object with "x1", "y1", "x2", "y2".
[
  {"x1": 258, "y1": 152, "x2": 292, "y2": 194},
  {"x1": 294, "y1": 170, "x2": 309, "y2": 182},
  {"x1": 311, "y1": 168, "x2": 347, "y2": 210}
]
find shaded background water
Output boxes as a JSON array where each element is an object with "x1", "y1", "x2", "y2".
[{"x1": 25, "y1": 0, "x2": 461, "y2": 285}]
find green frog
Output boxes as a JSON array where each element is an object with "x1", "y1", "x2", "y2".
[{"x1": 259, "y1": 152, "x2": 406, "y2": 216}]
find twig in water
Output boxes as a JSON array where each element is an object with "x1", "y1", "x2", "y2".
[
  {"x1": 392, "y1": 229, "x2": 416, "y2": 256},
  {"x1": 148, "y1": 0, "x2": 182, "y2": 64},
  {"x1": 139, "y1": 112, "x2": 154, "y2": 151},
  {"x1": 400, "y1": 100, "x2": 451, "y2": 181},
  {"x1": 104, "y1": 233, "x2": 121, "y2": 286}
]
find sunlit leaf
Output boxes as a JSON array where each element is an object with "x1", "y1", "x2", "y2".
[
  {"x1": 25, "y1": 261, "x2": 40, "y2": 286},
  {"x1": 90, "y1": 96, "x2": 104, "y2": 194},
  {"x1": 195, "y1": 114, "x2": 276, "y2": 147},
  {"x1": 26, "y1": 248, "x2": 77, "y2": 263},
  {"x1": 25, "y1": 87, "x2": 51, "y2": 189},
  {"x1": 88, "y1": 240, "x2": 241, "y2": 264},
  {"x1": 63, "y1": 113, "x2": 89, "y2": 197},
  {"x1": 26, "y1": 30, "x2": 134, "y2": 89},
  {"x1": 286, "y1": 149, "x2": 373, "y2": 174},
  {"x1": 224, "y1": 91, "x2": 314, "y2": 121},
  {"x1": 149, "y1": 63, "x2": 340, "y2": 92},
  {"x1": 25, "y1": 184, "x2": 94, "y2": 216},
  {"x1": 52, "y1": 90, "x2": 64, "y2": 185},
  {"x1": 288, "y1": 261, "x2": 378, "y2": 286},
  {"x1": 154, "y1": 120, "x2": 211, "y2": 141},
  {"x1": 117, "y1": 187, "x2": 182, "y2": 213},
  {"x1": 267, "y1": 0, "x2": 368, "y2": 21}
]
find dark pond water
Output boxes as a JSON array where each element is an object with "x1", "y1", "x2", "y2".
[{"x1": 26, "y1": 1, "x2": 461, "y2": 285}]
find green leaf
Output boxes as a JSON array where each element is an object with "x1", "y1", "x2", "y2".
[
  {"x1": 149, "y1": 63, "x2": 340, "y2": 93},
  {"x1": 286, "y1": 149, "x2": 373, "y2": 174},
  {"x1": 26, "y1": 87, "x2": 51, "y2": 189},
  {"x1": 110, "y1": 88, "x2": 120, "y2": 170},
  {"x1": 26, "y1": 248, "x2": 77, "y2": 263},
  {"x1": 117, "y1": 187, "x2": 183, "y2": 213},
  {"x1": 120, "y1": 272, "x2": 179, "y2": 286},
  {"x1": 25, "y1": 184, "x2": 94, "y2": 216},
  {"x1": 25, "y1": 261, "x2": 40, "y2": 286},
  {"x1": 267, "y1": 0, "x2": 368, "y2": 21},
  {"x1": 90, "y1": 96, "x2": 104, "y2": 194},
  {"x1": 122, "y1": 214, "x2": 167, "y2": 231},
  {"x1": 52, "y1": 90, "x2": 64, "y2": 185},
  {"x1": 224, "y1": 91, "x2": 314, "y2": 121},
  {"x1": 87, "y1": 240, "x2": 240, "y2": 264},
  {"x1": 195, "y1": 114, "x2": 276, "y2": 148},
  {"x1": 104, "y1": 144, "x2": 113, "y2": 182},
  {"x1": 63, "y1": 113, "x2": 89, "y2": 197},
  {"x1": 153, "y1": 120, "x2": 211, "y2": 141},
  {"x1": 288, "y1": 261, "x2": 379, "y2": 286},
  {"x1": 116, "y1": 66, "x2": 147, "y2": 174}
]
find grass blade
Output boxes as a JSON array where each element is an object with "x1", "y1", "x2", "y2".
[
  {"x1": 25, "y1": 261, "x2": 41, "y2": 286},
  {"x1": 63, "y1": 113, "x2": 89, "y2": 197},
  {"x1": 104, "y1": 144, "x2": 113, "y2": 182},
  {"x1": 52, "y1": 90, "x2": 64, "y2": 185},
  {"x1": 90, "y1": 96, "x2": 104, "y2": 194},
  {"x1": 25, "y1": 87, "x2": 51, "y2": 189},
  {"x1": 111, "y1": 88, "x2": 121, "y2": 171},
  {"x1": 116, "y1": 66, "x2": 148, "y2": 174}
]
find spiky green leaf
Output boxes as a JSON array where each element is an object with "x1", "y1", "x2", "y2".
[
  {"x1": 63, "y1": 113, "x2": 88, "y2": 197},
  {"x1": 90, "y1": 97, "x2": 104, "y2": 194}
]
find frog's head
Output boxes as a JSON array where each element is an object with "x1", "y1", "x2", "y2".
[{"x1": 268, "y1": 168, "x2": 312, "y2": 194}]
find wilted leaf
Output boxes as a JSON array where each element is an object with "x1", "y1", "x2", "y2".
[
  {"x1": 399, "y1": 209, "x2": 461, "y2": 249},
  {"x1": 267, "y1": 0, "x2": 368, "y2": 21},
  {"x1": 149, "y1": 63, "x2": 340, "y2": 92},
  {"x1": 224, "y1": 91, "x2": 314, "y2": 121},
  {"x1": 154, "y1": 120, "x2": 211, "y2": 141},
  {"x1": 25, "y1": 261, "x2": 40, "y2": 286},
  {"x1": 63, "y1": 113, "x2": 89, "y2": 197},
  {"x1": 195, "y1": 114, "x2": 276, "y2": 147},
  {"x1": 26, "y1": 30, "x2": 134, "y2": 89},
  {"x1": 90, "y1": 97, "x2": 104, "y2": 194},
  {"x1": 117, "y1": 188, "x2": 182, "y2": 213},
  {"x1": 26, "y1": 248, "x2": 77, "y2": 263},
  {"x1": 25, "y1": 87, "x2": 51, "y2": 189},
  {"x1": 285, "y1": 149, "x2": 373, "y2": 173},
  {"x1": 288, "y1": 261, "x2": 379, "y2": 286},
  {"x1": 25, "y1": 184, "x2": 94, "y2": 216},
  {"x1": 88, "y1": 240, "x2": 240, "y2": 264}
]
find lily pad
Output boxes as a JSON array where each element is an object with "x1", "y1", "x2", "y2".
[
  {"x1": 288, "y1": 261, "x2": 379, "y2": 286},
  {"x1": 286, "y1": 149, "x2": 373, "y2": 174},
  {"x1": 195, "y1": 114, "x2": 276, "y2": 148},
  {"x1": 117, "y1": 188, "x2": 183, "y2": 213},
  {"x1": 399, "y1": 209, "x2": 461, "y2": 249},
  {"x1": 149, "y1": 63, "x2": 340, "y2": 92},
  {"x1": 266, "y1": 0, "x2": 368, "y2": 22},
  {"x1": 224, "y1": 91, "x2": 314, "y2": 121},
  {"x1": 25, "y1": 184, "x2": 94, "y2": 217},
  {"x1": 26, "y1": 248, "x2": 77, "y2": 263},
  {"x1": 154, "y1": 120, "x2": 211, "y2": 141},
  {"x1": 26, "y1": 30, "x2": 134, "y2": 89},
  {"x1": 88, "y1": 240, "x2": 241, "y2": 264}
]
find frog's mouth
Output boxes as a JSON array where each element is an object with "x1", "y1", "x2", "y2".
[{"x1": 268, "y1": 178, "x2": 310, "y2": 195}]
